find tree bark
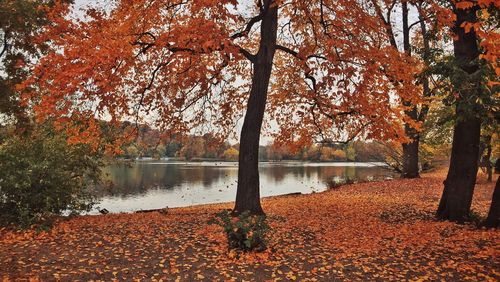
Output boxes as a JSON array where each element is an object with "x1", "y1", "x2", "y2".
[
  {"x1": 402, "y1": 112, "x2": 420, "y2": 178},
  {"x1": 484, "y1": 176, "x2": 499, "y2": 228},
  {"x1": 401, "y1": 1, "x2": 420, "y2": 179},
  {"x1": 234, "y1": 1, "x2": 278, "y2": 215},
  {"x1": 484, "y1": 135, "x2": 492, "y2": 182},
  {"x1": 402, "y1": 139, "x2": 420, "y2": 178},
  {"x1": 436, "y1": 4, "x2": 481, "y2": 222}
]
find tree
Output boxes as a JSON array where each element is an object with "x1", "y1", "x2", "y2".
[
  {"x1": 319, "y1": 147, "x2": 346, "y2": 161},
  {"x1": 370, "y1": 0, "x2": 420, "y2": 178},
  {"x1": 319, "y1": 147, "x2": 335, "y2": 161},
  {"x1": 180, "y1": 137, "x2": 205, "y2": 160},
  {"x1": 165, "y1": 138, "x2": 182, "y2": 158},
  {"x1": 478, "y1": 115, "x2": 499, "y2": 182},
  {"x1": 222, "y1": 147, "x2": 239, "y2": 161},
  {"x1": 125, "y1": 144, "x2": 140, "y2": 159},
  {"x1": 479, "y1": 134, "x2": 493, "y2": 182},
  {"x1": 369, "y1": 0, "x2": 455, "y2": 178},
  {"x1": 303, "y1": 145, "x2": 321, "y2": 161},
  {"x1": 23, "y1": 0, "x2": 421, "y2": 214},
  {"x1": 0, "y1": 0, "x2": 60, "y2": 127},
  {"x1": 351, "y1": 141, "x2": 387, "y2": 162},
  {"x1": 436, "y1": 1, "x2": 485, "y2": 222},
  {"x1": 484, "y1": 176, "x2": 499, "y2": 228},
  {"x1": 345, "y1": 143, "x2": 356, "y2": 161}
]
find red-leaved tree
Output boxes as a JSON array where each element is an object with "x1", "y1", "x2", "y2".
[{"x1": 22, "y1": 0, "x2": 421, "y2": 214}]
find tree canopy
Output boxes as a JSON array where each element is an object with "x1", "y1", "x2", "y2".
[
  {"x1": 22, "y1": 0, "x2": 422, "y2": 147},
  {"x1": 16, "y1": 0, "x2": 500, "y2": 216}
]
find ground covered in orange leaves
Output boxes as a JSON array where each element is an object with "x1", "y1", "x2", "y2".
[{"x1": 1, "y1": 169, "x2": 498, "y2": 281}]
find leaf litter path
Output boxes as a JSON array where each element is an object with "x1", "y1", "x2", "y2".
[{"x1": 1, "y1": 169, "x2": 498, "y2": 281}]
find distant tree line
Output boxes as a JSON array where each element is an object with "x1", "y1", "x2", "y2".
[{"x1": 114, "y1": 122, "x2": 438, "y2": 163}]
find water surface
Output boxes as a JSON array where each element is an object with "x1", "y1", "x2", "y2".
[{"x1": 94, "y1": 161, "x2": 395, "y2": 213}]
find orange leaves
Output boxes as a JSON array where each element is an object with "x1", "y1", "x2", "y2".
[
  {"x1": 456, "y1": 0, "x2": 500, "y2": 10},
  {"x1": 20, "y1": 0, "x2": 435, "y2": 151},
  {"x1": 268, "y1": 0, "x2": 427, "y2": 145},
  {"x1": 21, "y1": 0, "x2": 246, "y2": 149},
  {"x1": 456, "y1": 1, "x2": 475, "y2": 10},
  {"x1": 0, "y1": 170, "x2": 498, "y2": 280},
  {"x1": 461, "y1": 22, "x2": 480, "y2": 33},
  {"x1": 452, "y1": 0, "x2": 499, "y2": 81}
]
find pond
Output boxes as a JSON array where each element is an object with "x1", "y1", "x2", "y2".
[{"x1": 93, "y1": 161, "x2": 395, "y2": 213}]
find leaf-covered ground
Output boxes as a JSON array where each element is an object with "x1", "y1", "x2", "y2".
[{"x1": 1, "y1": 169, "x2": 498, "y2": 281}]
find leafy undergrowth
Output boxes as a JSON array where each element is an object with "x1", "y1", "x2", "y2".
[{"x1": 1, "y1": 170, "x2": 498, "y2": 281}]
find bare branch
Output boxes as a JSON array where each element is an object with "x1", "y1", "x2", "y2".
[
  {"x1": 230, "y1": 14, "x2": 263, "y2": 40},
  {"x1": 0, "y1": 31, "x2": 8, "y2": 59},
  {"x1": 134, "y1": 62, "x2": 168, "y2": 129},
  {"x1": 275, "y1": 44, "x2": 298, "y2": 56},
  {"x1": 371, "y1": 0, "x2": 398, "y2": 48},
  {"x1": 238, "y1": 47, "x2": 257, "y2": 62}
]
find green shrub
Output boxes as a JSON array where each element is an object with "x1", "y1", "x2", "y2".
[
  {"x1": 209, "y1": 210, "x2": 269, "y2": 252},
  {"x1": 0, "y1": 128, "x2": 102, "y2": 228}
]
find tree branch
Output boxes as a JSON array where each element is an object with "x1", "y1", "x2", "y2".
[
  {"x1": 238, "y1": 47, "x2": 257, "y2": 62},
  {"x1": 134, "y1": 62, "x2": 168, "y2": 129},
  {"x1": 0, "y1": 31, "x2": 8, "y2": 59},
  {"x1": 371, "y1": 0, "x2": 398, "y2": 48},
  {"x1": 230, "y1": 14, "x2": 264, "y2": 40},
  {"x1": 276, "y1": 44, "x2": 298, "y2": 56}
]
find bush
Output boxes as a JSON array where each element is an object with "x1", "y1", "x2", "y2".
[
  {"x1": 0, "y1": 128, "x2": 102, "y2": 228},
  {"x1": 209, "y1": 210, "x2": 269, "y2": 252}
]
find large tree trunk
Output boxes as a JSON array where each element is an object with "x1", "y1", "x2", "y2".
[
  {"x1": 402, "y1": 113, "x2": 420, "y2": 178},
  {"x1": 234, "y1": 1, "x2": 278, "y2": 215},
  {"x1": 484, "y1": 176, "x2": 499, "y2": 228},
  {"x1": 401, "y1": 1, "x2": 420, "y2": 179},
  {"x1": 436, "y1": 4, "x2": 481, "y2": 222}
]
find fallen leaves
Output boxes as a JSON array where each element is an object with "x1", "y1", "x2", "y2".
[{"x1": 0, "y1": 169, "x2": 498, "y2": 281}]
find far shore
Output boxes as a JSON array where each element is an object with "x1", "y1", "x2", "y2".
[{"x1": 116, "y1": 157, "x2": 389, "y2": 165}]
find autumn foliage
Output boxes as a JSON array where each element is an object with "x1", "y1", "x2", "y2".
[
  {"x1": 1, "y1": 170, "x2": 497, "y2": 280},
  {"x1": 1, "y1": 0, "x2": 498, "y2": 279},
  {"x1": 21, "y1": 0, "x2": 424, "y2": 147}
]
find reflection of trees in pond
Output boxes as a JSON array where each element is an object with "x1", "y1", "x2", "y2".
[
  {"x1": 263, "y1": 165, "x2": 289, "y2": 183},
  {"x1": 261, "y1": 166, "x2": 395, "y2": 188},
  {"x1": 315, "y1": 166, "x2": 347, "y2": 184},
  {"x1": 262, "y1": 166, "x2": 351, "y2": 185},
  {"x1": 101, "y1": 163, "x2": 237, "y2": 197},
  {"x1": 98, "y1": 163, "x2": 395, "y2": 198},
  {"x1": 304, "y1": 166, "x2": 314, "y2": 180},
  {"x1": 318, "y1": 166, "x2": 395, "y2": 187}
]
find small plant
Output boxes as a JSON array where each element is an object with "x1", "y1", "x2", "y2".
[{"x1": 209, "y1": 210, "x2": 269, "y2": 252}]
